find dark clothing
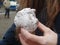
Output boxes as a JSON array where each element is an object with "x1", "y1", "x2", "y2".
[
  {"x1": 54, "y1": 12, "x2": 60, "y2": 34},
  {"x1": 0, "y1": 24, "x2": 21, "y2": 45},
  {"x1": 35, "y1": 8, "x2": 47, "y2": 36},
  {"x1": 58, "y1": 34, "x2": 60, "y2": 45},
  {"x1": 0, "y1": 8, "x2": 60, "y2": 45},
  {"x1": 54, "y1": 12, "x2": 60, "y2": 45},
  {"x1": 5, "y1": 8, "x2": 10, "y2": 18}
]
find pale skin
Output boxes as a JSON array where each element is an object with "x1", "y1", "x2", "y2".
[{"x1": 18, "y1": 22, "x2": 58, "y2": 45}]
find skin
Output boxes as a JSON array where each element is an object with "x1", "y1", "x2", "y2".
[{"x1": 18, "y1": 22, "x2": 57, "y2": 45}]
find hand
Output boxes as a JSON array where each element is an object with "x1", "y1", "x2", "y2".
[{"x1": 19, "y1": 22, "x2": 57, "y2": 45}]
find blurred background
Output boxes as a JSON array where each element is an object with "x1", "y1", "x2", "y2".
[
  {"x1": 0, "y1": 0, "x2": 45, "y2": 39},
  {"x1": 0, "y1": 0, "x2": 17, "y2": 39}
]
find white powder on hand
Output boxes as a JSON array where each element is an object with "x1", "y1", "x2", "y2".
[{"x1": 14, "y1": 8, "x2": 38, "y2": 32}]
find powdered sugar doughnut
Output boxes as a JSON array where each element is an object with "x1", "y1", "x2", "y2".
[{"x1": 14, "y1": 8, "x2": 38, "y2": 32}]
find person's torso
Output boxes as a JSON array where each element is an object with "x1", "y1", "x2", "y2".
[{"x1": 3, "y1": 0, "x2": 10, "y2": 8}]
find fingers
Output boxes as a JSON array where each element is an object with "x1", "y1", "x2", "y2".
[
  {"x1": 21, "y1": 28, "x2": 44, "y2": 44},
  {"x1": 19, "y1": 34, "x2": 28, "y2": 45},
  {"x1": 37, "y1": 22, "x2": 51, "y2": 33}
]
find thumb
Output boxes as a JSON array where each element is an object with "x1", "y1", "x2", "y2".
[
  {"x1": 21, "y1": 28, "x2": 44, "y2": 44},
  {"x1": 37, "y1": 22, "x2": 51, "y2": 33}
]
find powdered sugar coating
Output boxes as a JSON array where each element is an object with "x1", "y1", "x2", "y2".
[{"x1": 14, "y1": 8, "x2": 38, "y2": 32}]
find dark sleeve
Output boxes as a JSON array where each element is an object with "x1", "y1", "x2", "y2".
[
  {"x1": 1, "y1": 23, "x2": 21, "y2": 45},
  {"x1": 54, "y1": 12, "x2": 60, "y2": 45},
  {"x1": 3, "y1": 23, "x2": 16, "y2": 39},
  {"x1": 54, "y1": 12, "x2": 60, "y2": 33},
  {"x1": 57, "y1": 34, "x2": 60, "y2": 45}
]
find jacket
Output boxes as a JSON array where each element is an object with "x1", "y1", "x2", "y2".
[
  {"x1": 0, "y1": 23, "x2": 21, "y2": 45},
  {"x1": 54, "y1": 12, "x2": 60, "y2": 45}
]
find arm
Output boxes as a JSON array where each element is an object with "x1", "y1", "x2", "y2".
[
  {"x1": 3, "y1": 23, "x2": 16, "y2": 39},
  {"x1": 1, "y1": 23, "x2": 21, "y2": 45}
]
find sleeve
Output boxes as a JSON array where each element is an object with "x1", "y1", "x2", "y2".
[
  {"x1": 57, "y1": 34, "x2": 60, "y2": 45},
  {"x1": 54, "y1": 12, "x2": 60, "y2": 45},
  {"x1": 3, "y1": 23, "x2": 16, "y2": 39},
  {"x1": 1, "y1": 23, "x2": 21, "y2": 45},
  {"x1": 54, "y1": 12, "x2": 60, "y2": 33},
  {"x1": 0, "y1": 23, "x2": 15, "y2": 45}
]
